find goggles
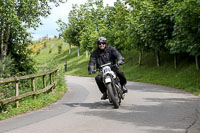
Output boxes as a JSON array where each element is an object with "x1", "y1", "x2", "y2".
[{"x1": 98, "y1": 42, "x2": 106, "y2": 45}]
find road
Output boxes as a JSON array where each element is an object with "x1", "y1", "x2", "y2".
[{"x1": 0, "y1": 76, "x2": 200, "y2": 133}]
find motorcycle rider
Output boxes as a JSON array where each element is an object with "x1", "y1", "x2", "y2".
[{"x1": 88, "y1": 37, "x2": 128, "y2": 100}]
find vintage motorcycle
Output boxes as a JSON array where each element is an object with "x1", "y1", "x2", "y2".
[{"x1": 98, "y1": 62, "x2": 125, "y2": 109}]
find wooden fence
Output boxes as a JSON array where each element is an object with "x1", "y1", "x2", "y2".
[{"x1": 0, "y1": 67, "x2": 58, "y2": 108}]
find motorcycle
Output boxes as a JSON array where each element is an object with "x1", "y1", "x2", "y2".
[{"x1": 97, "y1": 62, "x2": 125, "y2": 109}]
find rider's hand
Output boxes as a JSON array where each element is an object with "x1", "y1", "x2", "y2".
[{"x1": 117, "y1": 60, "x2": 124, "y2": 66}]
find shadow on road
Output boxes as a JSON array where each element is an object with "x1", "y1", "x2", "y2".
[
  {"x1": 64, "y1": 101, "x2": 115, "y2": 109},
  {"x1": 127, "y1": 83, "x2": 188, "y2": 94},
  {"x1": 64, "y1": 96, "x2": 200, "y2": 133}
]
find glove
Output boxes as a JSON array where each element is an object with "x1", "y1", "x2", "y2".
[
  {"x1": 117, "y1": 60, "x2": 124, "y2": 66},
  {"x1": 88, "y1": 70, "x2": 96, "y2": 75}
]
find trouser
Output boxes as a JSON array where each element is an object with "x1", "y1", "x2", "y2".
[{"x1": 95, "y1": 66, "x2": 127, "y2": 94}]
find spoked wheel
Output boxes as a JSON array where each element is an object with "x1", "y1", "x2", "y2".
[{"x1": 107, "y1": 83, "x2": 119, "y2": 109}]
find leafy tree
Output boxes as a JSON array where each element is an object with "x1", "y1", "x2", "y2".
[
  {"x1": 63, "y1": 0, "x2": 109, "y2": 56},
  {"x1": 0, "y1": 0, "x2": 66, "y2": 76},
  {"x1": 109, "y1": 0, "x2": 129, "y2": 51},
  {"x1": 127, "y1": 0, "x2": 173, "y2": 67},
  {"x1": 64, "y1": 4, "x2": 85, "y2": 56},
  {"x1": 79, "y1": 4, "x2": 98, "y2": 54},
  {"x1": 80, "y1": 0, "x2": 110, "y2": 52},
  {"x1": 56, "y1": 19, "x2": 67, "y2": 38},
  {"x1": 166, "y1": 0, "x2": 200, "y2": 70},
  {"x1": 126, "y1": 0, "x2": 149, "y2": 66},
  {"x1": 0, "y1": 55, "x2": 14, "y2": 78}
]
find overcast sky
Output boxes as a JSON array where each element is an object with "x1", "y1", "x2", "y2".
[{"x1": 29, "y1": 0, "x2": 116, "y2": 40}]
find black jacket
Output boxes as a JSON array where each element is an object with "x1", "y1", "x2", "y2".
[{"x1": 88, "y1": 46, "x2": 124, "y2": 72}]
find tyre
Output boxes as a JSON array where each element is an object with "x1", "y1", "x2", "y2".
[{"x1": 107, "y1": 82, "x2": 119, "y2": 108}]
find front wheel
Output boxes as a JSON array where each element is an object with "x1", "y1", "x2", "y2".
[{"x1": 107, "y1": 83, "x2": 119, "y2": 109}]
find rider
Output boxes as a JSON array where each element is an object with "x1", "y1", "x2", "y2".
[{"x1": 88, "y1": 37, "x2": 128, "y2": 100}]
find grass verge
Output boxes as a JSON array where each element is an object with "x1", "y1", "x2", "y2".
[{"x1": 65, "y1": 48, "x2": 200, "y2": 97}]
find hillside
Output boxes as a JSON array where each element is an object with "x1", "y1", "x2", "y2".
[
  {"x1": 33, "y1": 38, "x2": 200, "y2": 96},
  {"x1": 2, "y1": 37, "x2": 199, "y2": 120}
]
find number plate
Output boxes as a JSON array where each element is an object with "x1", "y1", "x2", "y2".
[
  {"x1": 102, "y1": 66, "x2": 111, "y2": 74},
  {"x1": 105, "y1": 77, "x2": 111, "y2": 83}
]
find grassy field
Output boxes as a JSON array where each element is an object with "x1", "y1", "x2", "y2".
[{"x1": 1, "y1": 38, "x2": 199, "y2": 120}]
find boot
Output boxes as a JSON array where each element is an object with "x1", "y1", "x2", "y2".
[
  {"x1": 101, "y1": 93, "x2": 107, "y2": 100},
  {"x1": 121, "y1": 85, "x2": 128, "y2": 93}
]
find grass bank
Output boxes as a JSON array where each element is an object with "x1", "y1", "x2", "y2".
[
  {"x1": 0, "y1": 38, "x2": 67, "y2": 120},
  {"x1": 65, "y1": 48, "x2": 200, "y2": 97}
]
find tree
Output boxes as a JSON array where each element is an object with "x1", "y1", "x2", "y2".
[
  {"x1": 166, "y1": 0, "x2": 200, "y2": 70},
  {"x1": 0, "y1": 0, "x2": 66, "y2": 76},
  {"x1": 64, "y1": 4, "x2": 85, "y2": 56},
  {"x1": 127, "y1": 0, "x2": 173, "y2": 67},
  {"x1": 56, "y1": 18, "x2": 67, "y2": 38},
  {"x1": 126, "y1": 0, "x2": 149, "y2": 66},
  {"x1": 109, "y1": 0, "x2": 129, "y2": 51}
]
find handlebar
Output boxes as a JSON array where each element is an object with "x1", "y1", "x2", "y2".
[
  {"x1": 89, "y1": 62, "x2": 124, "y2": 75},
  {"x1": 96, "y1": 63, "x2": 119, "y2": 72}
]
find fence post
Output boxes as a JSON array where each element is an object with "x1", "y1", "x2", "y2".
[
  {"x1": 43, "y1": 75, "x2": 46, "y2": 88},
  {"x1": 64, "y1": 62, "x2": 67, "y2": 72},
  {"x1": 56, "y1": 69, "x2": 58, "y2": 79},
  {"x1": 50, "y1": 73, "x2": 53, "y2": 91},
  {"x1": 15, "y1": 81, "x2": 19, "y2": 108},
  {"x1": 31, "y1": 78, "x2": 36, "y2": 99}
]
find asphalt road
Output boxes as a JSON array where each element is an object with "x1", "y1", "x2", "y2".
[{"x1": 0, "y1": 76, "x2": 200, "y2": 133}]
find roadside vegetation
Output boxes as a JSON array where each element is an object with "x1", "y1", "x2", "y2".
[
  {"x1": 65, "y1": 45, "x2": 200, "y2": 96},
  {"x1": 28, "y1": 37, "x2": 200, "y2": 98},
  {"x1": 1, "y1": 35, "x2": 200, "y2": 120},
  {"x1": 0, "y1": 0, "x2": 200, "y2": 120},
  {"x1": 0, "y1": 0, "x2": 67, "y2": 120},
  {"x1": 57, "y1": 0, "x2": 200, "y2": 96},
  {"x1": 0, "y1": 38, "x2": 67, "y2": 120}
]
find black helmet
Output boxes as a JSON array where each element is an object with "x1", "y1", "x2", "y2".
[{"x1": 97, "y1": 37, "x2": 107, "y2": 45}]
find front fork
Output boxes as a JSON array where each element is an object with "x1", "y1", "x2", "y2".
[
  {"x1": 114, "y1": 79, "x2": 125, "y2": 100},
  {"x1": 104, "y1": 75, "x2": 124, "y2": 101}
]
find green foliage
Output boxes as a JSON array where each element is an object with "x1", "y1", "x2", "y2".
[
  {"x1": 62, "y1": 0, "x2": 113, "y2": 51},
  {"x1": 43, "y1": 42, "x2": 47, "y2": 48},
  {"x1": 56, "y1": 19, "x2": 67, "y2": 37},
  {"x1": 65, "y1": 47, "x2": 200, "y2": 97},
  {"x1": 49, "y1": 48, "x2": 52, "y2": 54},
  {"x1": 58, "y1": 44, "x2": 62, "y2": 54},
  {"x1": 0, "y1": 38, "x2": 67, "y2": 120},
  {"x1": 36, "y1": 49, "x2": 41, "y2": 55},
  {"x1": 0, "y1": 55, "x2": 14, "y2": 78},
  {"x1": 109, "y1": 1, "x2": 130, "y2": 51},
  {"x1": 0, "y1": 93, "x2": 61, "y2": 120},
  {"x1": 58, "y1": 0, "x2": 200, "y2": 68},
  {"x1": 0, "y1": 0, "x2": 66, "y2": 76},
  {"x1": 166, "y1": 0, "x2": 200, "y2": 56}
]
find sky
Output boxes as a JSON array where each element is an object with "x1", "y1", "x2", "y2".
[{"x1": 29, "y1": 0, "x2": 117, "y2": 40}]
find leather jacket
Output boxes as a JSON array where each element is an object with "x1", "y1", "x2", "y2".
[{"x1": 88, "y1": 46, "x2": 124, "y2": 73}]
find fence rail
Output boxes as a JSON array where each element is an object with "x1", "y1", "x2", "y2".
[{"x1": 0, "y1": 67, "x2": 58, "y2": 108}]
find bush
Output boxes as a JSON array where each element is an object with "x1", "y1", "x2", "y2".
[{"x1": 0, "y1": 55, "x2": 15, "y2": 78}]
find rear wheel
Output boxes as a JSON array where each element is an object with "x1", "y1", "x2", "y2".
[{"x1": 107, "y1": 83, "x2": 119, "y2": 109}]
